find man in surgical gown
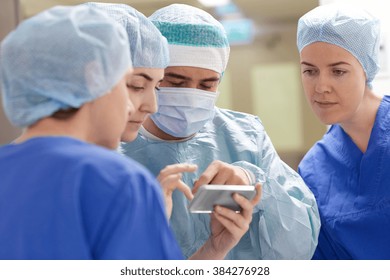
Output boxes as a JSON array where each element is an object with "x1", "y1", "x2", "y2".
[
  {"x1": 0, "y1": 5, "x2": 182, "y2": 259},
  {"x1": 121, "y1": 4, "x2": 320, "y2": 260},
  {"x1": 297, "y1": 4, "x2": 390, "y2": 259}
]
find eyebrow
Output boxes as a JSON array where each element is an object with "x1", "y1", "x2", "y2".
[
  {"x1": 164, "y1": 72, "x2": 191, "y2": 81},
  {"x1": 301, "y1": 61, "x2": 351, "y2": 67},
  {"x1": 301, "y1": 61, "x2": 315, "y2": 67},
  {"x1": 134, "y1": 73, "x2": 153, "y2": 81},
  {"x1": 201, "y1": 77, "x2": 220, "y2": 83},
  {"x1": 164, "y1": 72, "x2": 220, "y2": 82},
  {"x1": 328, "y1": 61, "x2": 351, "y2": 67}
]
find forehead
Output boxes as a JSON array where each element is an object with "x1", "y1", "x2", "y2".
[
  {"x1": 300, "y1": 42, "x2": 359, "y2": 66},
  {"x1": 164, "y1": 66, "x2": 220, "y2": 80},
  {"x1": 123, "y1": 68, "x2": 134, "y2": 79}
]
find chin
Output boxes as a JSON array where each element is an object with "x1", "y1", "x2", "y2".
[
  {"x1": 316, "y1": 114, "x2": 339, "y2": 125},
  {"x1": 100, "y1": 140, "x2": 119, "y2": 150},
  {"x1": 120, "y1": 132, "x2": 137, "y2": 143}
]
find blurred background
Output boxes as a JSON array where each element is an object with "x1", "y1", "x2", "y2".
[{"x1": 1, "y1": 0, "x2": 389, "y2": 170}]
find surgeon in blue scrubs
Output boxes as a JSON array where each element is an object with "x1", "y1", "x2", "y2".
[
  {"x1": 297, "y1": 4, "x2": 390, "y2": 259},
  {"x1": 122, "y1": 4, "x2": 321, "y2": 260},
  {"x1": 0, "y1": 5, "x2": 183, "y2": 260}
]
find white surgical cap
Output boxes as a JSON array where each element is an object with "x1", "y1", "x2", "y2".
[
  {"x1": 297, "y1": 4, "x2": 381, "y2": 88},
  {"x1": 149, "y1": 4, "x2": 230, "y2": 74},
  {"x1": 0, "y1": 5, "x2": 131, "y2": 127},
  {"x1": 84, "y1": 2, "x2": 169, "y2": 68}
]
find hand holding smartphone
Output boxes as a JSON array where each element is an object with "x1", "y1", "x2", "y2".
[{"x1": 188, "y1": 184, "x2": 256, "y2": 213}]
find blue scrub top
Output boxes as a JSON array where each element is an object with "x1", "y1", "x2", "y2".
[
  {"x1": 0, "y1": 137, "x2": 183, "y2": 260},
  {"x1": 299, "y1": 95, "x2": 390, "y2": 259}
]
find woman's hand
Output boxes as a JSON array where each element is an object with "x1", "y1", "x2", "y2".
[{"x1": 157, "y1": 163, "x2": 197, "y2": 218}]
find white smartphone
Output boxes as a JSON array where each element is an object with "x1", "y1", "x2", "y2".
[{"x1": 188, "y1": 184, "x2": 256, "y2": 213}]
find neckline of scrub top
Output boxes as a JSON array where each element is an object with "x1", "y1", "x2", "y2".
[
  {"x1": 139, "y1": 125, "x2": 195, "y2": 143},
  {"x1": 8, "y1": 135, "x2": 87, "y2": 147},
  {"x1": 329, "y1": 95, "x2": 390, "y2": 166}
]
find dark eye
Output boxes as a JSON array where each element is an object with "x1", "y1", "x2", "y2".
[
  {"x1": 128, "y1": 84, "x2": 144, "y2": 91},
  {"x1": 200, "y1": 84, "x2": 212, "y2": 90},
  {"x1": 155, "y1": 86, "x2": 160, "y2": 91},
  {"x1": 333, "y1": 69, "x2": 346, "y2": 76},
  {"x1": 302, "y1": 69, "x2": 316, "y2": 76},
  {"x1": 166, "y1": 80, "x2": 185, "y2": 87}
]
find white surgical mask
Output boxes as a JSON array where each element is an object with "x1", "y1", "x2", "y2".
[{"x1": 150, "y1": 87, "x2": 219, "y2": 138}]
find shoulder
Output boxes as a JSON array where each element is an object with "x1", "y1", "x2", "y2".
[
  {"x1": 212, "y1": 107, "x2": 265, "y2": 132},
  {"x1": 55, "y1": 139, "x2": 158, "y2": 192},
  {"x1": 67, "y1": 142, "x2": 165, "y2": 219},
  {"x1": 66, "y1": 140, "x2": 145, "y2": 170},
  {"x1": 382, "y1": 95, "x2": 390, "y2": 103},
  {"x1": 214, "y1": 107, "x2": 261, "y2": 122}
]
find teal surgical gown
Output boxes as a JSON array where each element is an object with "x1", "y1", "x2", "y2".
[
  {"x1": 121, "y1": 107, "x2": 320, "y2": 259},
  {"x1": 299, "y1": 95, "x2": 390, "y2": 259},
  {"x1": 0, "y1": 137, "x2": 183, "y2": 260}
]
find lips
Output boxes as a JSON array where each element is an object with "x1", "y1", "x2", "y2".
[
  {"x1": 128, "y1": 120, "x2": 143, "y2": 125},
  {"x1": 315, "y1": 100, "x2": 336, "y2": 104},
  {"x1": 314, "y1": 100, "x2": 337, "y2": 108},
  {"x1": 128, "y1": 117, "x2": 146, "y2": 124}
]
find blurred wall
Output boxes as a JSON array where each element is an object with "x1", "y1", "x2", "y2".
[
  {"x1": 320, "y1": 0, "x2": 390, "y2": 96},
  {"x1": 0, "y1": 0, "x2": 22, "y2": 145}
]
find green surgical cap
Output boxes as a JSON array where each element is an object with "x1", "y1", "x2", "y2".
[{"x1": 149, "y1": 4, "x2": 230, "y2": 74}]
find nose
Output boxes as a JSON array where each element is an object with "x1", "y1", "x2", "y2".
[
  {"x1": 182, "y1": 81, "x2": 197, "y2": 89},
  {"x1": 140, "y1": 88, "x2": 158, "y2": 114},
  {"x1": 315, "y1": 73, "x2": 332, "y2": 94}
]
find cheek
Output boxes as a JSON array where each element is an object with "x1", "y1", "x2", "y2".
[
  {"x1": 300, "y1": 79, "x2": 315, "y2": 100},
  {"x1": 301, "y1": 75, "x2": 313, "y2": 88},
  {"x1": 128, "y1": 92, "x2": 144, "y2": 110},
  {"x1": 344, "y1": 88, "x2": 365, "y2": 112},
  {"x1": 117, "y1": 88, "x2": 131, "y2": 121},
  {"x1": 210, "y1": 86, "x2": 219, "y2": 93}
]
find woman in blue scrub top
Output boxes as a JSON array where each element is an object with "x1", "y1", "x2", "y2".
[
  {"x1": 0, "y1": 5, "x2": 184, "y2": 260},
  {"x1": 297, "y1": 4, "x2": 390, "y2": 259},
  {"x1": 85, "y1": 2, "x2": 262, "y2": 259}
]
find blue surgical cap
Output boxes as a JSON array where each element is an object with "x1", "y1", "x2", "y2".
[
  {"x1": 149, "y1": 4, "x2": 230, "y2": 74},
  {"x1": 84, "y1": 2, "x2": 169, "y2": 69},
  {"x1": 0, "y1": 5, "x2": 131, "y2": 127},
  {"x1": 297, "y1": 4, "x2": 381, "y2": 88}
]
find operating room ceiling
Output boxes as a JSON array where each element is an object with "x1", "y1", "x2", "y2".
[{"x1": 19, "y1": 0, "x2": 318, "y2": 24}]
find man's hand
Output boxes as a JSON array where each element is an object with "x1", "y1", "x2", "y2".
[
  {"x1": 193, "y1": 160, "x2": 250, "y2": 194},
  {"x1": 189, "y1": 183, "x2": 262, "y2": 260}
]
